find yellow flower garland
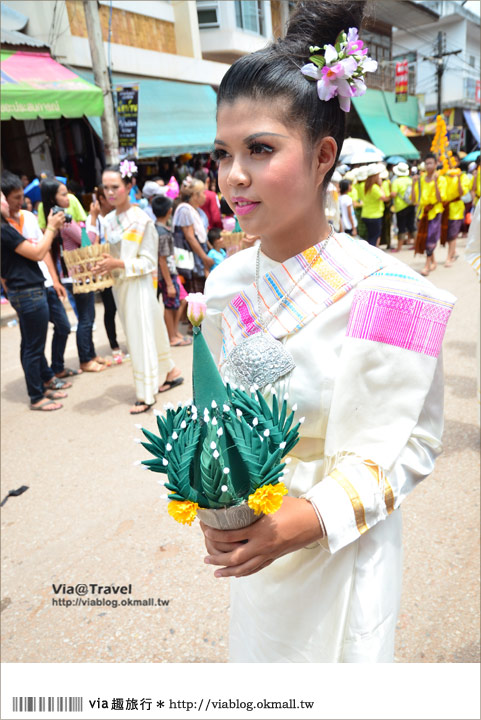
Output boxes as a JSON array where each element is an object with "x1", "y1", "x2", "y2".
[
  {"x1": 168, "y1": 500, "x2": 199, "y2": 526},
  {"x1": 431, "y1": 115, "x2": 456, "y2": 175},
  {"x1": 248, "y1": 482, "x2": 288, "y2": 516}
]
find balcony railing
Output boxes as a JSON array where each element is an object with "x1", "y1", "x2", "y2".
[{"x1": 366, "y1": 62, "x2": 416, "y2": 95}]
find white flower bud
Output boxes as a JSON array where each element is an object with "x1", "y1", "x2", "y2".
[
  {"x1": 162, "y1": 458, "x2": 169, "y2": 466},
  {"x1": 236, "y1": 409, "x2": 243, "y2": 417},
  {"x1": 210, "y1": 441, "x2": 216, "y2": 449},
  {"x1": 212, "y1": 417, "x2": 218, "y2": 426},
  {"x1": 299, "y1": 417, "x2": 305, "y2": 424},
  {"x1": 292, "y1": 403, "x2": 298, "y2": 411},
  {"x1": 217, "y1": 428, "x2": 223, "y2": 437},
  {"x1": 263, "y1": 429, "x2": 270, "y2": 437},
  {"x1": 252, "y1": 417, "x2": 259, "y2": 426},
  {"x1": 213, "y1": 450, "x2": 220, "y2": 459},
  {"x1": 211, "y1": 400, "x2": 217, "y2": 408},
  {"x1": 223, "y1": 467, "x2": 230, "y2": 474},
  {"x1": 134, "y1": 423, "x2": 142, "y2": 429},
  {"x1": 285, "y1": 457, "x2": 292, "y2": 464},
  {"x1": 223, "y1": 404, "x2": 230, "y2": 413},
  {"x1": 279, "y1": 441, "x2": 286, "y2": 449},
  {"x1": 172, "y1": 431, "x2": 178, "y2": 440},
  {"x1": 270, "y1": 387, "x2": 276, "y2": 395},
  {"x1": 133, "y1": 459, "x2": 142, "y2": 466},
  {"x1": 166, "y1": 443, "x2": 172, "y2": 451},
  {"x1": 133, "y1": 438, "x2": 141, "y2": 444},
  {"x1": 221, "y1": 484, "x2": 228, "y2": 492},
  {"x1": 283, "y1": 393, "x2": 289, "y2": 400},
  {"x1": 180, "y1": 420, "x2": 187, "y2": 429},
  {"x1": 153, "y1": 409, "x2": 161, "y2": 416}
]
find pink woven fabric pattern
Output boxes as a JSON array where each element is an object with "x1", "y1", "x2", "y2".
[{"x1": 346, "y1": 288, "x2": 454, "y2": 358}]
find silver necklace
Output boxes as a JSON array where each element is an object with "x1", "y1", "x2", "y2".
[{"x1": 224, "y1": 228, "x2": 333, "y2": 389}]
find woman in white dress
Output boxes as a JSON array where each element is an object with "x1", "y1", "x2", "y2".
[
  {"x1": 200, "y1": 0, "x2": 456, "y2": 662},
  {"x1": 95, "y1": 163, "x2": 183, "y2": 414}
]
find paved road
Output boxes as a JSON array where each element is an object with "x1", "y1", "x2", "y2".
[{"x1": 1, "y1": 237, "x2": 479, "y2": 664}]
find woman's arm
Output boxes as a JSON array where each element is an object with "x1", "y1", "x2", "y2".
[
  {"x1": 347, "y1": 204, "x2": 357, "y2": 236},
  {"x1": 15, "y1": 211, "x2": 65, "y2": 262},
  {"x1": 182, "y1": 224, "x2": 215, "y2": 269},
  {"x1": 43, "y1": 250, "x2": 67, "y2": 299}
]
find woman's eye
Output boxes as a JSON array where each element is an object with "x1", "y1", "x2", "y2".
[
  {"x1": 248, "y1": 143, "x2": 273, "y2": 156},
  {"x1": 211, "y1": 148, "x2": 228, "y2": 162}
]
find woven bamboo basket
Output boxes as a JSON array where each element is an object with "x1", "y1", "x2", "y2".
[
  {"x1": 220, "y1": 231, "x2": 248, "y2": 258},
  {"x1": 63, "y1": 243, "x2": 114, "y2": 294}
]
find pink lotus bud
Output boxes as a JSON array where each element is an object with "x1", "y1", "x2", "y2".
[{"x1": 186, "y1": 292, "x2": 207, "y2": 327}]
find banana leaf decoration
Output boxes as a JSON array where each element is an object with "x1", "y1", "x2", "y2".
[{"x1": 138, "y1": 300, "x2": 302, "y2": 510}]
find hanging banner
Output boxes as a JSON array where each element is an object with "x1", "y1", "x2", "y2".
[
  {"x1": 448, "y1": 126, "x2": 464, "y2": 152},
  {"x1": 116, "y1": 85, "x2": 139, "y2": 159},
  {"x1": 395, "y1": 60, "x2": 408, "y2": 103}
]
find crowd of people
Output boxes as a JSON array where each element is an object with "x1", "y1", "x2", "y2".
[
  {"x1": 325, "y1": 153, "x2": 480, "y2": 276},
  {"x1": 1, "y1": 145, "x2": 479, "y2": 414}
]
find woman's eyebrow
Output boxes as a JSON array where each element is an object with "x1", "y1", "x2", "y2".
[{"x1": 214, "y1": 131, "x2": 289, "y2": 146}]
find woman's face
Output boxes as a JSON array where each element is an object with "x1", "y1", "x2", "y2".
[
  {"x1": 214, "y1": 98, "x2": 332, "y2": 248},
  {"x1": 191, "y1": 189, "x2": 206, "y2": 207},
  {"x1": 1, "y1": 192, "x2": 10, "y2": 218},
  {"x1": 102, "y1": 171, "x2": 131, "y2": 208},
  {"x1": 55, "y1": 183, "x2": 70, "y2": 208}
]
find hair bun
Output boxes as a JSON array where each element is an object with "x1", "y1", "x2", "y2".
[{"x1": 285, "y1": 0, "x2": 367, "y2": 57}]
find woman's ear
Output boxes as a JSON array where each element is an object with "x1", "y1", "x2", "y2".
[{"x1": 314, "y1": 136, "x2": 338, "y2": 188}]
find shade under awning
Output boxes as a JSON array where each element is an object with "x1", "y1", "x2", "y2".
[
  {"x1": 352, "y1": 89, "x2": 420, "y2": 160},
  {"x1": 0, "y1": 50, "x2": 104, "y2": 120},
  {"x1": 78, "y1": 70, "x2": 218, "y2": 158},
  {"x1": 464, "y1": 110, "x2": 480, "y2": 146}
]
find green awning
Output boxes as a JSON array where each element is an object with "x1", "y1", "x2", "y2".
[
  {"x1": 0, "y1": 50, "x2": 104, "y2": 120},
  {"x1": 77, "y1": 70, "x2": 217, "y2": 158},
  {"x1": 352, "y1": 88, "x2": 420, "y2": 160},
  {"x1": 382, "y1": 91, "x2": 419, "y2": 128}
]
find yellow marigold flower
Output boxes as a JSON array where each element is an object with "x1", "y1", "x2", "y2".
[
  {"x1": 168, "y1": 500, "x2": 199, "y2": 526},
  {"x1": 248, "y1": 482, "x2": 288, "y2": 516}
]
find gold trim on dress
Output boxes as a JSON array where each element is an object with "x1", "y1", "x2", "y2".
[{"x1": 331, "y1": 468, "x2": 368, "y2": 535}]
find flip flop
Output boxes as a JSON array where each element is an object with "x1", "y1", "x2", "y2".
[
  {"x1": 158, "y1": 377, "x2": 184, "y2": 393},
  {"x1": 80, "y1": 360, "x2": 106, "y2": 373},
  {"x1": 44, "y1": 377, "x2": 72, "y2": 390},
  {"x1": 55, "y1": 367, "x2": 82, "y2": 378},
  {"x1": 30, "y1": 398, "x2": 63, "y2": 411},
  {"x1": 129, "y1": 401, "x2": 154, "y2": 415},
  {"x1": 170, "y1": 337, "x2": 192, "y2": 347},
  {"x1": 45, "y1": 390, "x2": 68, "y2": 400}
]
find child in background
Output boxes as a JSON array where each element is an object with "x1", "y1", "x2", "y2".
[
  {"x1": 152, "y1": 195, "x2": 191, "y2": 347},
  {"x1": 207, "y1": 228, "x2": 227, "y2": 267},
  {"x1": 339, "y1": 179, "x2": 357, "y2": 236}
]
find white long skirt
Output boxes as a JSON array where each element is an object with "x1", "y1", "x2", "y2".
[{"x1": 113, "y1": 274, "x2": 174, "y2": 406}]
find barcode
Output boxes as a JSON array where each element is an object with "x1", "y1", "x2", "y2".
[{"x1": 12, "y1": 697, "x2": 83, "y2": 712}]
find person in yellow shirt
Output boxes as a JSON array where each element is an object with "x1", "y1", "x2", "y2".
[
  {"x1": 353, "y1": 166, "x2": 367, "y2": 240},
  {"x1": 361, "y1": 164, "x2": 388, "y2": 246},
  {"x1": 391, "y1": 162, "x2": 415, "y2": 252},
  {"x1": 473, "y1": 159, "x2": 480, "y2": 207},
  {"x1": 380, "y1": 167, "x2": 391, "y2": 248},
  {"x1": 412, "y1": 152, "x2": 447, "y2": 276},
  {"x1": 444, "y1": 155, "x2": 472, "y2": 267}
]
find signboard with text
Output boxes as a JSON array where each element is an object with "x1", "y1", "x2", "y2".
[
  {"x1": 116, "y1": 85, "x2": 138, "y2": 159},
  {"x1": 395, "y1": 60, "x2": 408, "y2": 103}
]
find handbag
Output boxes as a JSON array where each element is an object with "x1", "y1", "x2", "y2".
[{"x1": 174, "y1": 245, "x2": 194, "y2": 271}]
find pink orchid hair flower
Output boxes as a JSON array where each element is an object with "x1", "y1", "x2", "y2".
[{"x1": 120, "y1": 159, "x2": 138, "y2": 179}]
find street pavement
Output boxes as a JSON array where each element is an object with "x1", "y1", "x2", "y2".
[{"x1": 1, "y1": 237, "x2": 479, "y2": 664}]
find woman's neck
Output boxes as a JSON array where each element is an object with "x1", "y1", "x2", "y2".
[
  {"x1": 260, "y1": 213, "x2": 331, "y2": 263},
  {"x1": 115, "y1": 200, "x2": 131, "y2": 215}
]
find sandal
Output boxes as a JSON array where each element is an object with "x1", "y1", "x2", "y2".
[
  {"x1": 93, "y1": 356, "x2": 112, "y2": 366},
  {"x1": 55, "y1": 367, "x2": 82, "y2": 378},
  {"x1": 44, "y1": 377, "x2": 72, "y2": 390},
  {"x1": 45, "y1": 390, "x2": 68, "y2": 400},
  {"x1": 158, "y1": 376, "x2": 184, "y2": 393},
  {"x1": 80, "y1": 360, "x2": 106, "y2": 373},
  {"x1": 170, "y1": 337, "x2": 192, "y2": 347},
  {"x1": 129, "y1": 401, "x2": 154, "y2": 415},
  {"x1": 30, "y1": 398, "x2": 62, "y2": 411}
]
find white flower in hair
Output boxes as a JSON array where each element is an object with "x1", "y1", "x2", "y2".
[{"x1": 301, "y1": 27, "x2": 377, "y2": 112}]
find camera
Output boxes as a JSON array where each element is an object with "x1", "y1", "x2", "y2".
[{"x1": 52, "y1": 205, "x2": 72, "y2": 223}]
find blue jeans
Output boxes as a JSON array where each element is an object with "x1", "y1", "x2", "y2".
[
  {"x1": 8, "y1": 284, "x2": 50, "y2": 404},
  {"x1": 75, "y1": 291, "x2": 97, "y2": 364},
  {"x1": 45, "y1": 286, "x2": 71, "y2": 375}
]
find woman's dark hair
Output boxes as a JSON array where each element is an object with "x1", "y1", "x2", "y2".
[
  {"x1": 217, "y1": 0, "x2": 367, "y2": 188},
  {"x1": 40, "y1": 178, "x2": 62, "y2": 220},
  {"x1": 1, "y1": 170, "x2": 23, "y2": 198},
  {"x1": 103, "y1": 164, "x2": 135, "y2": 186},
  {"x1": 152, "y1": 195, "x2": 173, "y2": 219}
]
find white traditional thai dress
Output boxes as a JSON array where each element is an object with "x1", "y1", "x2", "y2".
[
  {"x1": 203, "y1": 233, "x2": 456, "y2": 663},
  {"x1": 104, "y1": 206, "x2": 174, "y2": 406}
]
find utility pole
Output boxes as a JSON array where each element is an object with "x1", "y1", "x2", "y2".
[
  {"x1": 423, "y1": 32, "x2": 462, "y2": 117},
  {"x1": 82, "y1": 0, "x2": 119, "y2": 164}
]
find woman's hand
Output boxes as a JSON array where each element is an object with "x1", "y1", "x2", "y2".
[
  {"x1": 201, "y1": 496, "x2": 323, "y2": 579},
  {"x1": 166, "y1": 282, "x2": 177, "y2": 298},
  {"x1": 94, "y1": 253, "x2": 122, "y2": 275},
  {"x1": 90, "y1": 200, "x2": 100, "y2": 220},
  {"x1": 46, "y1": 209, "x2": 66, "y2": 231}
]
